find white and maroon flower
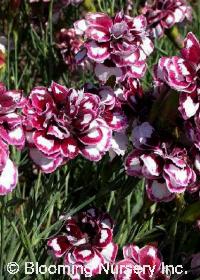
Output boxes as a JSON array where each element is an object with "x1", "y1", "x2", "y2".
[
  {"x1": 154, "y1": 33, "x2": 200, "y2": 121},
  {"x1": 125, "y1": 121, "x2": 197, "y2": 200},
  {"x1": 163, "y1": 147, "x2": 196, "y2": 193},
  {"x1": 0, "y1": 83, "x2": 25, "y2": 149},
  {"x1": 56, "y1": 28, "x2": 84, "y2": 69},
  {"x1": 115, "y1": 244, "x2": 168, "y2": 280},
  {"x1": 141, "y1": 0, "x2": 192, "y2": 38},
  {"x1": 126, "y1": 145, "x2": 196, "y2": 197},
  {"x1": 0, "y1": 139, "x2": 18, "y2": 196},
  {"x1": 74, "y1": 11, "x2": 153, "y2": 82},
  {"x1": 23, "y1": 82, "x2": 112, "y2": 173},
  {"x1": 48, "y1": 208, "x2": 118, "y2": 280},
  {"x1": 154, "y1": 56, "x2": 196, "y2": 93}
]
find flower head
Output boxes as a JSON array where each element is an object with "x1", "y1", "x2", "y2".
[
  {"x1": 0, "y1": 83, "x2": 25, "y2": 149},
  {"x1": 125, "y1": 122, "x2": 196, "y2": 202},
  {"x1": 75, "y1": 11, "x2": 153, "y2": 83},
  {"x1": 23, "y1": 82, "x2": 113, "y2": 173},
  {"x1": 115, "y1": 244, "x2": 168, "y2": 280},
  {"x1": 48, "y1": 208, "x2": 118, "y2": 280},
  {"x1": 154, "y1": 32, "x2": 200, "y2": 97},
  {"x1": 141, "y1": 0, "x2": 192, "y2": 38}
]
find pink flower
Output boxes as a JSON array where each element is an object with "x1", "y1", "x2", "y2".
[
  {"x1": 0, "y1": 83, "x2": 25, "y2": 149},
  {"x1": 0, "y1": 139, "x2": 18, "y2": 196},
  {"x1": 47, "y1": 208, "x2": 118, "y2": 280},
  {"x1": 23, "y1": 82, "x2": 112, "y2": 173},
  {"x1": 141, "y1": 0, "x2": 192, "y2": 38},
  {"x1": 74, "y1": 11, "x2": 153, "y2": 82},
  {"x1": 56, "y1": 28, "x2": 84, "y2": 69},
  {"x1": 115, "y1": 244, "x2": 168, "y2": 280}
]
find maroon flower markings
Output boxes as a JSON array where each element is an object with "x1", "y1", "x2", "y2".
[
  {"x1": 141, "y1": 0, "x2": 192, "y2": 38},
  {"x1": 115, "y1": 244, "x2": 168, "y2": 280},
  {"x1": 56, "y1": 28, "x2": 84, "y2": 70},
  {"x1": 0, "y1": 83, "x2": 25, "y2": 195},
  {"x1": 23, "y1": 82, "x2": 115, "y2": 173},
  {"x1": 74, "y1": 11, "x2": 154, "y2": 83},
  {"x1": 47, "y1": 208, "x2": 118, "y2": 280},
  {"x1": 125, "y1": 122, "x2": 196, "y2": 202}
]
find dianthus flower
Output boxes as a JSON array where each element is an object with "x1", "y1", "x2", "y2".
[
  {"x1": 47, "y1": 208, "x2": 118, "y2": 280},
  {"x1": 0, "y1": 83, "x2": 25, "y2": 195},
  {"x1": 115, "y1": 244, "x2": 169, "y2": 280},
  {"x1": 74, "y1": 11, "x2": 153, "y2": 83},
  {"x1": 23, "y1": 82, "x2": 114, "y2": 173},
  {"x1": 141, "y1": 0, "x2": 192, "y2": 38},
  {"x1": 154, "y1": 32, "x2": 199, "y2": 97},
  {"x1": 0, "y1": 83, "x2": 25, "y2": 148},
  {"x1": 125, "y1": 122, "x2": 196, "y2": 202}
]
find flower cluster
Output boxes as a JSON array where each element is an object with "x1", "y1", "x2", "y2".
[
  {"x1": 0, "y1": 83, "x2": 25, "y2": 195},
  {"x1": 1, "y1": 5, "x2": 198, "y2": 207},
  {"x1": 48, "y1": 208, "x2": 169, "y2": 280},
  {"x1": 74, "y1": 12, "x2": 154, "y2": 83},
  {"x1": 151, "y1": 32, "x2": 200, "y2": 200},
  {"x1": 141, "y1": 0, "x2": 192, "y2": 38},
  {"x1": 48, "y1": 208, "x2": 118, "y2": 280}
]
